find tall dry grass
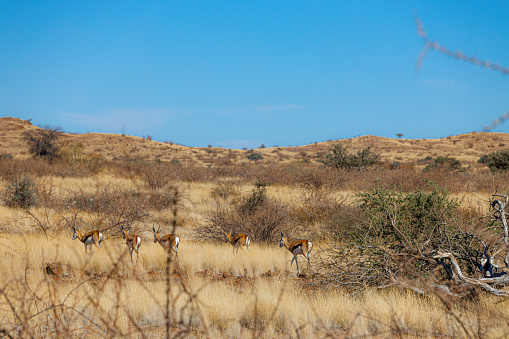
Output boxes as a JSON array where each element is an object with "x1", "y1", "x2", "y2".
[
  {"x1": 2, "y1": 158, "x2": 509, "y2": 337},
  {"x1": 0, "y1": 232, "x2": 509, "y2": 337}
]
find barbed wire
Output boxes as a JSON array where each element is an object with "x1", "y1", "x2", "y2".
[
  {"x1": 414, "y1": 14, "x2": 508, "y2": 133},
  {"x1": 414, "y1": 15, "x2": 509, "y2": 75}
]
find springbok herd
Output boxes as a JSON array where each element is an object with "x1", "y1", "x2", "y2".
[{"x1": 71, "y1": 226, "x2": 313, "y2": 275}]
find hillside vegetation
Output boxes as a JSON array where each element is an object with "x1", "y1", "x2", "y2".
[{"x1": 2, "y1": 116, "x2": 509, "y2": 169}]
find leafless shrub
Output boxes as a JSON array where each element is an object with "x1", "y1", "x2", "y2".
[
  {"x1": 292, "y1": 181, "x2": 347, "y2": 238},
  {"x1": 195, "y1": 183, "x2": 296, "y2": 243},
  {"x1": 0, "y1": 158, "x2": 55, "y2": 179},
  {"x1": 63, "y1": 185, "x2": 151, "y2": 235},
  {"x1": 22, "y1": 125, "x2": 63, "y2": 163},
  {"x1": 196, "y1": 199, "x2": 295, "y2": 244},
  {"x1": 178, "y1": 164, "x2": 213, "y2": 182},
  {"x1": 138, "y1": 162, "x2": 175, "y2": 190}
]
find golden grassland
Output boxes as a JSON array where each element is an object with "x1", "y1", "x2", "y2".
[
  {"x1": 2, "y1": 232, "x2": 509, "y2": 338},
  {"x1": 0, "y1": 175, "x2": 506, "y2": 337}
]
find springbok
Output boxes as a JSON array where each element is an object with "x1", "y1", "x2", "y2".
[
  {"x1": 121, "y1": 225, "x2": 142, "y2": 262},
  {"x1": 279, "y1": 232, "x2": 312, "y2": 275},
  {"x1": 71, "y1": 226, "x2": 103, "y2": 253},
  {"x1": 152, "y1": 226, "x2": 179, "y2": 255},
  {"x1": 224, "y1": 231, "x2": 251, "y2": 253}
]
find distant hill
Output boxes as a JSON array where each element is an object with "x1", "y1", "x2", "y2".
[{"x1": 1, "y1": 116, "x2": 508, "y2": 170}]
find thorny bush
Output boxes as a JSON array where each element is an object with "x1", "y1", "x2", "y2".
[{"x1": 319, "y1": 181, "x2": 490, "y2": 290}]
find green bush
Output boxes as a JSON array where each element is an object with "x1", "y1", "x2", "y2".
[
  {"x1": 247, "y1": 153, "x2": 263, "y2": 163},
  {"x1": 320, "y1": 181, "x2": 470, "y2": 287},
  {"x1": 478, "y1": 150, "x2": 509, "y2": 172},
  {"x1": 319, "y1": 144, "x2": 378, "y2": 170}
]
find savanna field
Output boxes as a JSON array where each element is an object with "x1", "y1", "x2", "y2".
[{"x1": 3, "y1": 118, "x2": 509, "y2": 338}]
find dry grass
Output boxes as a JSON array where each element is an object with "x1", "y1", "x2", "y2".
[
  {"x1": 0, "y1": 232, "x2": 509, "y2": 337},
  {"x1": 3, "y1": 117, "x2": 509, "y2": 336}
]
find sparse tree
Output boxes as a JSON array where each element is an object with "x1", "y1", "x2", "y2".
[
  {"x1": 22, "y1": 125, "x2": 63, "y2": 163},
  {"x1": 247, "y1": 152, "x2": 263, "y2": 163},
  {"x1": 396, "y1": 133, "x2": 404, "y2": 139}
]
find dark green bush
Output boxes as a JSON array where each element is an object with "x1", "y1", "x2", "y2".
[
  {"x1": 247, "y1": 153, "x2": 263, "y2": 163},
  {"x1": 319, "y1": 144, "x2": 379, "y2": 170},
  {"x1": 479, "y1": 150, "x2": 509, "y2": 172}
]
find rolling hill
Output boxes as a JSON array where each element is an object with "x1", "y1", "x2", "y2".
[{"x1": 1, "y1": 116, "x2": 507, "y2": 169}]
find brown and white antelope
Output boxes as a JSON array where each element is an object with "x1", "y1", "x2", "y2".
[
  {"x1": 279, "y1": 232, "x2": 312, "y2": 275},
  {"x1": 224, "y1": 231, "x2": 251, "y2": 253},
  {"x1": 71, "y1": 226, "x2": 103, "y2": 253},
  {"x1": 152, "y1": 226, "x2": 179, "y2": 255},
  {"x1": 121, "y1": 225, "x2": 142, "y2": 262}
]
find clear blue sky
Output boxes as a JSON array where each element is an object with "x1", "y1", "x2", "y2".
[{"x1": 1, "y1": 1, "x2": 508, "y2": 149}]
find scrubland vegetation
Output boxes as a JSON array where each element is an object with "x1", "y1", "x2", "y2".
[{"x1": 3, "y1": 125, "x2": 509, "y2": 337}]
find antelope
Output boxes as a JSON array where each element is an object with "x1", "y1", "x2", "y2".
[
  {"x1": 279, "y1": 232, "x2": 312, "y2": 275},
  {"x1": 71, "y1": 226, "x2": 103, "y2": 253},
  {"x1": 224, "y1": 231, "x2": 251, "y2": 253},
  {"x1": 121, "y1": 225, "x2": 142, "y2": 262},
  {"x1": 152, "y1": 226, "x2": 179, "y2": 255}
]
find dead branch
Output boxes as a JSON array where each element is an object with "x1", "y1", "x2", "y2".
[{"x1": 433, "y1": 251, "x2": 509, "y2": 296}]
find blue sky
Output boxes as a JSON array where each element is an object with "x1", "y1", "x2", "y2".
[{"x1": 1, "y1": 1, "x2": 508, "y2": 149}]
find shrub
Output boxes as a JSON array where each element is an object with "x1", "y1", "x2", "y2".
[
  {"x1": 22, "y1": 125, "x2": 63, "y2": 163},
  {"x1": 320, "y1": 181, "x2": 467, "y2": 287},
  {"x1": 210, "y1": 180, "x2": 241, "y2": 200},
  {"x1": 423, "y1": 156, "x2": 462, "y2": 172},
  {"x1": 319, "y1": 144, "x2": 378, "y2": 170},
  {"x1": 138, "y1": 162, "x2": 173, "y2": 190},
  {"x1": 238, "y1": 180, "x2": 269, "y2": 213},
  {"x1": 479, "y1": 150, "x2": 509, "y2": 172},
  {"x1": 247, "y1": 153, "x2": 263, "y2": 163},
  {"x1": 4, "y1": 176, "x2": 38, "y2": 208},
  {"x1": 195, "y1": 182, "x2": 295, "y2": 243}
]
